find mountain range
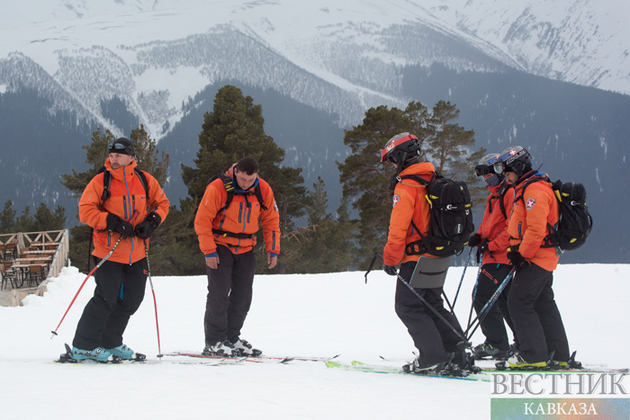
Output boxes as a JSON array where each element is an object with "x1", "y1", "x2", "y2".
[{"x1": 0, "y1": 0, "x2": 628, "y2": 263}]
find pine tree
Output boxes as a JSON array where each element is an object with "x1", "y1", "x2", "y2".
[
  {"x1": 0, "y1": 200, "x2": 16, "y2": 234},
  {"x1": 15, "y1": 206, "x2": 34, "y2": 233},
  {"x1": 277, "y1": 178, "x2": 358, "y2": 273},
  {"x1": 32, "y1": 203, "x2": 66, "y2": 232},
  {"x1": 338, "y1": 101, "x2": 483, "y2": 268},
  {"x1": 426, "y1": 100, "x2": 486, "y2": 204},
  {"x1": 181, "y1": 85, "x2": 284, "y2": 201}
]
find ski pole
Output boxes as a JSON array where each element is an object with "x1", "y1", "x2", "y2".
[
  {"x1": 364, "y1": 253, "x2": 379, "y2": 284},
  {"x1": 449, "y1": 247, "x2": 472, "y2": 313},
  {"x1": 464, "y1": 267, "x2": 516, "y2": 341},
  {"x1": 51, "y1": 210, "x2": 139, "y2": 338},
  {"x1": 370, "y1": 253, "x2": 469, "y2": 345},
  {"x1": 465, "y1": 266, "x2": 482, "y2": 334},
  {"x1": 144, "y1": 239, "x2": 163, "y2": 358}
]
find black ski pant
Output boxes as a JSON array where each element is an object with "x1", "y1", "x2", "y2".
[
  {"x1": 395, "y1": 262, "x2": 464, "y2": 366},
  {"x1": 73, "y1": 257, "x2": 148, "y2": 350},
  {"x1": 204, "y1": 245, "x2": 256, "y2": 346},
  {"x1": 472, "y1": 263, "x2": 516, "y2": 351},
  {"x1": 507, "y1": 262, "x2": 570, "y2": 363}
]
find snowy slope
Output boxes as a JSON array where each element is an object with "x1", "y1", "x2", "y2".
[
  {"x1": 1, "y1": 0, "x2": 627, "y2": 140},
  {"x1": 0, "y1": 263, "x2": 628, "y2": 419}
]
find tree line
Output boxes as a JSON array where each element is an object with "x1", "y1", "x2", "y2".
[{"x1": 7, "y1": 85, "x2": 486, "y2": 275}]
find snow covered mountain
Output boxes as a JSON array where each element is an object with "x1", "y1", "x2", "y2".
[
  {"x1": 1, "y1": 0, "x2": 627, "y2": 140},
  {"x1": 1, "y1": 0, "x2": 629, "y2": 264}
]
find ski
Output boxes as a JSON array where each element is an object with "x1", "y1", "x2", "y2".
[
  {"x1": 489, "y1": 363, "x2": 629, "y2": 374},
  {"x1": 164, "y1": 351, "x2": 339, "y2": 364},
  {"x1": 492, "y1": 351, "x2": 628, "y2": 373},
  {"x1": 325, "y1": 360, "x2": 492, "y2": 382}
]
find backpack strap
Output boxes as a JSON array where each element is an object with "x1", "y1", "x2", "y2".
[
  {"x1": 514, "y1": 177, "x2": 556, "y2": 248},
  {"x1": 492, "y1": 182, "x2": 512, "y2": 220},
  {"x1": 396, "y1": 173, "x2": 437, "y2": 256},
  {"x1": 209, "y1": 173, "x2": 268, "y2": 213},
  {"x1": 98, "y1": 166, "x2": 150, "y2": 205},
  {"x1": 135, "y1": 169, "x2": 150, "y2": 198}
]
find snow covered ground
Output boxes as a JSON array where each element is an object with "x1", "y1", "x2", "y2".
[{"x1": 0, "y1": 263, "x2": 628, "y2": 419}]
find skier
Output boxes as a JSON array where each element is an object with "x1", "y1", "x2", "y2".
[
  {"x1": 498, "y1": 146, "x2": 571, "y2": 368},
  {"x1": 195, "y1": 157, "x2": 280, "y2": 357},
  {"x1": 468, "y1": 153, "x2": 517, "y2": 360},
  {"x1": 380, "y1": 132, "x2": 470, "y2": 374},
  {"x1": 72, "y1": 137, "x2": 170, "y2": 361}
]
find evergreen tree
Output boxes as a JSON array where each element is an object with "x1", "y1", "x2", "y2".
[
  {"x1": 0, "y1": 200, "x2": 16, "y2": 234},
  {"x1": 61, "y1": 127, "x2": 114, "y2": 198},
  {"x1": 15, "y1": 206, "x2": 34, "y2": 233},
  {"x1": 0, "y1": 200, "x2": 66, "y2": 234},
  {"x1": 278, "y1": 177, "x2": 358, "y2": 273},
  {"x1": 338, "y1": 101, "x2": 483, "y2": 269},
  {"x1": 426, "y1": 100, "x2": 487, "y2": 205},
  {"x1": 32, "y1": 203, "x2": 66, "y2": 232},
  {"x1": 181, "y1": 85, "x2": 284, "y2": 201},
  {"x1": 130, "y1": 125, "x2": 169, "y2": 186}
]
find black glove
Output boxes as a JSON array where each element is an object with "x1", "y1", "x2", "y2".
[
  {"x1": 507, "y1": 250, "x2": 526, "y2": 268},
  {"x1": 134, "y1": 212, "x2": 161, "y2": 239},
  {"x1": 384, "y1": 265, "x2": 398, "y2": 276},
  {"x1": 468, "y1": 233, "x2": 482, "y2": 248},
  {"x1": 476, "y1": 239, "x2": 490, "y2": 263},
  {"x1": 106, "y1": 213, "x2": 134, "y2": 239}
]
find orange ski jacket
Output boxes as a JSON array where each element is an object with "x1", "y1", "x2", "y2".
[
  {"x1": 194, "y1": 167, "x2": 280, "y2": 256},
  {"x1": 507, "y1": 173, "x2": 560, "y2": 271},
  {"x1": 383, "y1": 162, "x2": 436, "y2": 266},
  {"x1": 79, "y1": 158, "x2": 170, "y2": 265},
  {"x1": 477, "y1": 182, "x2": 514, "y2": 265}
]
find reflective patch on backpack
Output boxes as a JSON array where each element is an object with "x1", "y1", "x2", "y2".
[
  {"x1": 526, "y1": 197, "x2": 536, "y2": 210},
  {"x1": 392, "y1": 194, "x2": 400, "y2": 207}
]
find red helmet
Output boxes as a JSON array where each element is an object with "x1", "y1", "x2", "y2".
[{"x1": 380, "y1": 133, "x2": 420, "y2": 166}]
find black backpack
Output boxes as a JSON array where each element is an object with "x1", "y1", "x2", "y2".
[
  {"x1": 399, "y1": 173, "x2": 474, "y2": 257},
  {"x1": 519, "y1": 178, "x2": 592, "y2": 251}
]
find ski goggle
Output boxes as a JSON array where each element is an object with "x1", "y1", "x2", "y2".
[
  {"x1": 474, "y1": 161, "x2": 503, "y2": 176},
  {"x1": 108, "y1": 142, "x2": 134, "y2": 156}
]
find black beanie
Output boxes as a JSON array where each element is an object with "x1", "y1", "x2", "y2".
[{"x1": 109, "y1": 138, "x2": 135, "y2": 156}]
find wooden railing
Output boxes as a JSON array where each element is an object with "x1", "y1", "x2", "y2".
[{"x1": 0, "y1": 229, "x2": 69, "y2": 279}]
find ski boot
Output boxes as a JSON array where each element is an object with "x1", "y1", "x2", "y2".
[
  {"x1": 202, "y1": 340, "x2": 235, "y2": 356},
  {"x1": 230, "y1": 339, "x2": 262, "y2": 357}
]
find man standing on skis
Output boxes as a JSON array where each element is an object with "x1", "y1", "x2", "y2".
[
  {"x1": 195, "y1": 157, "x2": 280, "y2": 357},
  {"x1": 468, "y1": 153, "x2": 517, "y2": 360},
  {"x1": 380, "y1": 132, "x2": 470, "y2": 375},
  {"x1": 498, "y1": 146, "x2": 571, "y2": 369},
  {"x1": 72, "y1": 137, "x2": 170, "y2": 361}
]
